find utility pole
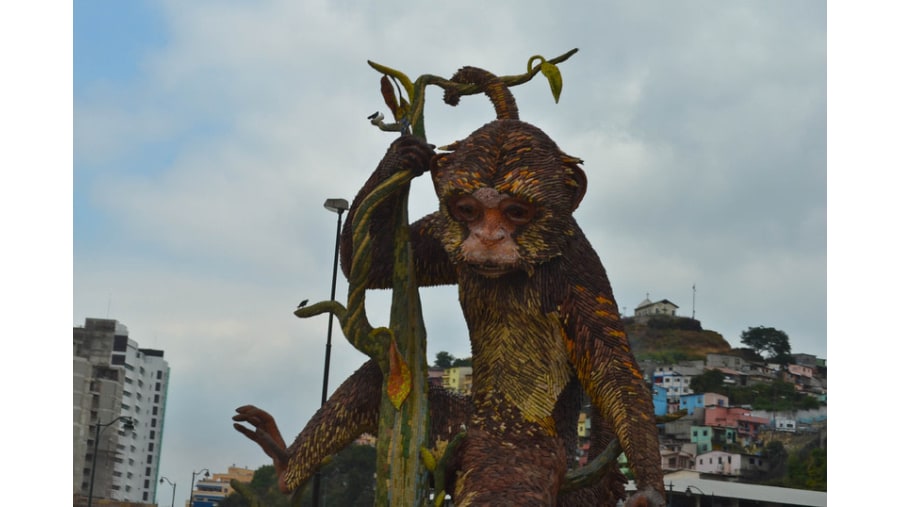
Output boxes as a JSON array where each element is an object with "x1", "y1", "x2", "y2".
[{"x1": 692, "y1": 284, "x2": 696, "y2": 320}]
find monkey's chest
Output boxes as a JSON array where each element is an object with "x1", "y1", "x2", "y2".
[{"x1": 466, "y1": 302, "x2": 573, "y2": 435}]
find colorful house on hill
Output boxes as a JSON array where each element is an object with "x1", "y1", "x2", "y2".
[
  {"x1": 652, "y1": 384, "x2": 669, "y2": 416},
  {"x1": 680, "y1": 392, "x2": 728, "y2": 415},
  {"x1": 704, "y1": 406, "x2": 769, "y2": 441},
  {"x1": 695, "y1": 450, "x2": 769, "y2": 478},
  {"x1": 690, "y1": 425, "x2": 736, "y2": 454}
]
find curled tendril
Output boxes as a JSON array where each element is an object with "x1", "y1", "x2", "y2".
[{"x1": 368, "y1": 48, "x2": 578, "y2": 138}]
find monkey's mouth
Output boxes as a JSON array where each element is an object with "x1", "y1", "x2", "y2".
[{"x1": 468, "y1": 263, "x2": 515, "y2": 277}]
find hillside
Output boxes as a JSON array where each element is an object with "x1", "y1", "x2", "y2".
[{"x1": 624, "y1": 316, "x2": 732, "y2": 362}]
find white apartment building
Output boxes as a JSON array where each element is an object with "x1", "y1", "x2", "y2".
[{"x1": 74, "y1": 318, "x2": 170, "y2": 505}]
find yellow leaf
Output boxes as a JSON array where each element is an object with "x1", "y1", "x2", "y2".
[
  {"x1": 540, "y1": 62, "x2": 563, "y2": 103},
  {"x1": 387, "y1": 338, "x2": 411, "y2": 409},
  {"x1": 421, "y1": 447, "x2": 437, "y2": 472}
]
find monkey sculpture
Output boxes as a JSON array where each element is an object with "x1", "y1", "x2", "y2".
[{"x1": 235, "y1": 68, "x2": 665, "y2": 506}]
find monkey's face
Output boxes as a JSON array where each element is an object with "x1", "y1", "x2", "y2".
[{"x1": 430, "y1": 120, "x2": 587, "y2": 277}]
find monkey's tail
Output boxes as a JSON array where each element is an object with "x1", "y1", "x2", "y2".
[{"x1": 443, "y1": 66, "x2": 519, "y2": 121}]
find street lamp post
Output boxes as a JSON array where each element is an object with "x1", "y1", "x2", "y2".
[
  {"x1": 312, "y1": 197, "x2": 349, "y2": 507},
  {"x1": 159, "y1": 476, "x2": 176, "y2": 507},
  {"x1": 87, "y1": 416, "x2": 135, "y2": 507},
  {"x1": 189, "y1": 469, "x2": 210, "y2": 507},
  {"x1": 685, "y1": 485, "x2": 707, "y2": 507}
]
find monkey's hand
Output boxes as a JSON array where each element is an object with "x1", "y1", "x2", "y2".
[
  {"x1": 233, "y1": 405, "x2": 290, "y2": 485},
  {"x1": 387, "y1": 134, "x2": 434, "y2": 177}
]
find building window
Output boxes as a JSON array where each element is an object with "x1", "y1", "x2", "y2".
[
  {"x1": 153, "y1": 406, "x2": 158, "y2": 415},
  {"x1": 111, "y1": 354, "x2": 125, "y2": 365},
  {"x1": 151, "y1": 418, "x2": 157, "y2": 428},
  {"x1": 157, "y1": 370, "x2": 163, "y2": 379},
  {"x1": 154, "y1": 394, "x2": 160, "y2": 403},
  {"x1": 150, "y1": 430, "x2": 156, "y2": 439},
  {"x1": 155, "y1": 382, "x2": 161, "y2": 391},
  {"x1": 147, "y1": 455, "x2": 153, "y2": 464},
  {"x1": 113, "y1": 335, "x2": 128, "y2": 352},
  {"x1": 146, "y1": 467, "x2": 152, "y2": 476},
  {"x1": 149, "y1": 442, "x2": 154, "y2": 451}
]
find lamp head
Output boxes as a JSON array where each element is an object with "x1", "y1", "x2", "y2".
[{"x1": 324, "y1": 198, "x2": 349, "y2": 214}]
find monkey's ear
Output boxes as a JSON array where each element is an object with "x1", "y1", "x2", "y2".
[{"x1": 564, "y1": 158, "x2": 588, "y2": 211}]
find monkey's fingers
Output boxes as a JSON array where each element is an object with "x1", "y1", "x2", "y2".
[
  {"x1": 392, "y1": 136, "x2": 435, "y2": 176},
  {"x1": 233, "y1": 405, "x2": 288, "y2": 450},
  {"x1": 233, "y1": 422, "x2": 290, "y2": 466}
]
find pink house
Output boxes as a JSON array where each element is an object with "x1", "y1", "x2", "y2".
[
  {"x1": 787, "y1": 363, "x2": 814, "y2": 378},
  {"x1": 704, "y1": 406, "x2": 769, "y2": 439}
]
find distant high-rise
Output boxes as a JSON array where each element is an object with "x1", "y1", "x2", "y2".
[{"x1": 74, "y1": 318, "x2": 170, "y2": 505}]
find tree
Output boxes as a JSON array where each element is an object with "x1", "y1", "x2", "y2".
[
  {"x1": 762, "y1": 440, "x2": 789, "y2": 481},
  {"x1": 689, "y1": 368, "x2": 726, "y2": 394},
  {"x1": 451, "y1": 356, "x2": 472, "y2": 367},
  {"x1": 219, "y1": 464, "x2": 289, "y2": 507},
  {"x1": 786, "y1": 447, "x2": 826, "y2": 491},
  {"x1": 740, "y1": 326, "x2": 792, "y2": 365},
  {"x1": 434, "y1": 351, "x2": 455, "y2": 368},
  {"x1": 293, "y1": 444, "x2": 377, "y2": 506}
]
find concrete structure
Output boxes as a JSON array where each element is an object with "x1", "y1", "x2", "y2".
[
  {"x1": 626, "y1": 470, "x2": 827, "y2": 506},
  {"x1": 773, "y1": 416, "x2": 798, "y2": 433},
  {"x1": 704, "y1": 407, "x2": 769, "y2": 442},
  {"x1": 706, "y1": 353, "x2": 747, "y2": 371},
  {"x1": 441, "y1": 366, "x2": 472, "y2": 394},
  {"x1": 652, "y1": 384, "x2": 670, "y2": 416},
  {"x1": 190, "y1": 466, "x2": 254, "y2": 507},
  {"x1": 680, "y1": 392, "x2": 729, "y2": 416},
  {"x1": 695, "y1": 450, "x2": 769, "y2": 478},
  {"x1": 634, "y1": 297, "x2": 679, "y2": 319},
  {"x1": 74, "y1": 318, "x2": 170, "y2": 505},
  {"x1": 787, "y1": 363, "x2": 814, "y2": 379},
  {"x1": 661, "y1": 448, "x2": 696, "y2": 472},
  {"x1": 690, "y1": 425, "x2": 736, "y2": 454},
  {"x1": 653, "y1": 364, "x2": 702, "y2": 403}
]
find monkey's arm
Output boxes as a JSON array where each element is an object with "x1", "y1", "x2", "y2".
[
  {"x1": 340, "y1": 135, "x2": 456, "y2": 288},
  {"x1": 558, "y1": 237, "x2": 665, "y2": 502},
  {"x1": 234, "y1": 359, "x2": 471, "y2": 495},
  {"x1": 233, "y1": 360, "x2": 382, "y2": 493}
]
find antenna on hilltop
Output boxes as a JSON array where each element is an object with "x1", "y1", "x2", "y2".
[{"x1": 692, "y1": 284, "x2": 696, "y2": 320}]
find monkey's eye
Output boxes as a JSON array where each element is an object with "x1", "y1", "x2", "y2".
[
  {"x1": 500, "y1": 199, "x2": 535, "y2": 225},
  {"x1": 449, "y1": 195, "x2": 482, "y2": 223}
]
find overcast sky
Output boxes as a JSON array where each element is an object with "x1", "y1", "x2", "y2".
[
  {"x1": 11, "y1": 0, "x2": 891, "y2": 505},
  {"x1": 70, "y1": 2, "x2": 827, "y2": 505}
]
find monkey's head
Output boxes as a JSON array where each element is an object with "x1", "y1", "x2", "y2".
[{"x1": 430, "y1": 119, "x2": 587, "y2": 277}]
